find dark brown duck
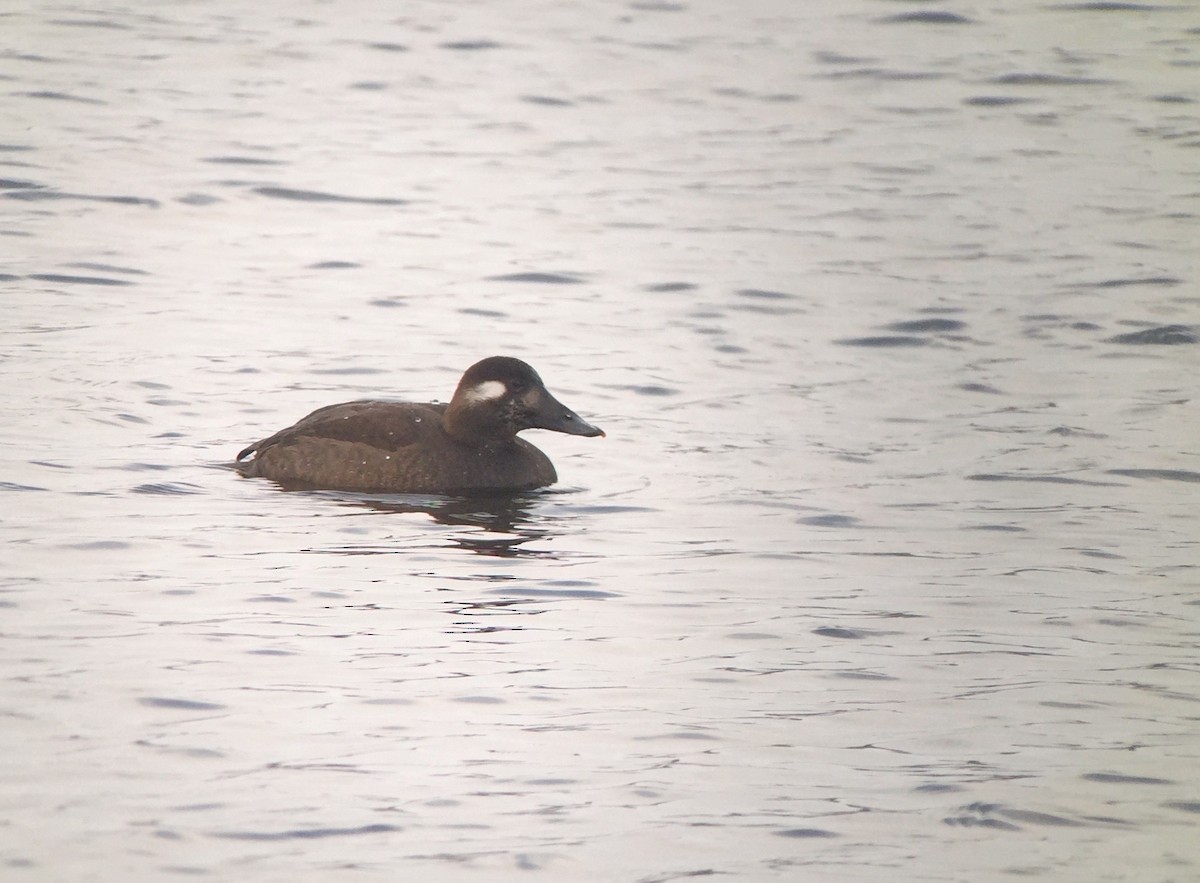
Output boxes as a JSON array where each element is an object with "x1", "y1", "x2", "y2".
[{"x1": 236, "y1": 356, "x2": 604, "y2": 493}]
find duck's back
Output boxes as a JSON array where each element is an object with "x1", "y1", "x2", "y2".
[{"x1": 236, "y1": 400, "x2": 556, "y2": 493}]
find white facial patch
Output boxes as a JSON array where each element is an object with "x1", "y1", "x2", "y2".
[{"x1": 463, "y1": 380, "x2": 507, "y2": 403}]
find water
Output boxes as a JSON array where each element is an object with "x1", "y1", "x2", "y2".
[{"x1": 4, "y1": 1, "x2": 1200, "y2": 880}]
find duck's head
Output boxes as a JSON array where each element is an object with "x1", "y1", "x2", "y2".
[{"x1": 444, "y1": 356, "x2": 605, "y2": 443}]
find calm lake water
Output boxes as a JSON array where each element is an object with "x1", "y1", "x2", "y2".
[{"x1": 4, "y1": 1, "x2": 1200, "y2": 880}]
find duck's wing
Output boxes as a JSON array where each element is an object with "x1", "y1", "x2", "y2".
[{"x1": 236, "y1": 401, "x2": 448, "y2": 461}]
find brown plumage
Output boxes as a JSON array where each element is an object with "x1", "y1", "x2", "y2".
[{"x1": 235, "y1": 356, "x2": 603, "y2": 493}]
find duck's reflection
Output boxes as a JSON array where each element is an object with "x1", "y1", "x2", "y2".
[{"x1": 321, "y1": 489, "x2": 557, "y2": 557}]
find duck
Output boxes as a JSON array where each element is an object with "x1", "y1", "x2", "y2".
[{"x1": 235, "y1": 356, "x2": 604, "y2": 493}]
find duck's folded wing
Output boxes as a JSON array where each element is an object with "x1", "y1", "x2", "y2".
[{"x1": 237, "y1": 401, "x2": 447, "y2": 461}]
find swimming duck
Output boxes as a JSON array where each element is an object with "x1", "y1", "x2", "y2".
[{"x1": 236, "y1": 356, "x2": 604, "y2": 493}]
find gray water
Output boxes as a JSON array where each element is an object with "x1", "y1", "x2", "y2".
[{"x1": 4, "y1": 1, "x2": 1200, "y2": 880}]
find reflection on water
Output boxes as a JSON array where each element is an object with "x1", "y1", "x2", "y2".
[
  {"x1": 4, "y1": 0, "x2": 1200, "y2": 880},
  {"x1": 330, "y1": 490, "x2": 553, "y2": 541}
]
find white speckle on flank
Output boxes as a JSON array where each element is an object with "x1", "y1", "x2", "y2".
[{"x1": 463, "y1": 380, "x2": 507, "y2": 403}]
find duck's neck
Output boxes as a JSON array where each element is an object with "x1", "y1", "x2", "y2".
[{"x1": 442, "y1": 401, "x2": 515, "y2": 446}]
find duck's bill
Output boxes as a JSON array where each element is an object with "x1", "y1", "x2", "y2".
[{"x1": 533, "y1": 393, "x2": 605, "y2": 438}]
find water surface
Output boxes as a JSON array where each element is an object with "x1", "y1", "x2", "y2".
[{"x1": 4, "y1": 1, "x2": 1200, "y2": 880}]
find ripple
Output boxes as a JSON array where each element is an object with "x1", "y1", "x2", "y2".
[
  {"x1": 49, "y1": 17, "x2": 131, "y2": 30},
  {"x1": 945, "y1": 802, "x2": 1088, "y2": 829},
  {"x1": 566, "y1": 504, "x2": 657, "y2": 514},
  {"x1": 989, "y1": 73, "x2": 1117, "y2": 87},
  {"x1": 5, "y1": 190, "x2": 158, "y2": 207},
  {"x1": 774, "y1": 827, "x2": 839, "y2": 838},
  {"x1": 997, "y1": 808, "x2": 1087, "y2": 827},
  {"x1": 521, "y1": 95, "x2": 574, "y2": 107},
  {"x1": 1081, "y1": 276, "x2": 1183, "y2": 288},
  {"x1": 1107, "y1": 468, "x2": 1200, "y2": 483},
  {"x1": 1107, "y1": 325, "x2": 1197, "y2": 345},
  {"x1": 69, "y1": 261, "x2": 148, "y2": 275},
  {"x1": 881, "y1": 11, "x2": 974, "y2": 24},
  {"x1": 644, "y1": 281, "x2": 698, "y2": 292},
  {"x1": 967, "y1": 473, "x2": 1118, "y2": 486},
  {"x1": 813, "y1": 626, "x2": 870, "y2": 640},
  {"x1": 308, "y1": 366, "x2": 386, "y2": 375},
  {"x1": 620, "y1": 384, "x2": 678, "y2": 396},
  {"x1": 820, "y1": 68, "x2": 947, "y2": 82},
  {"x1": 203, "y1": 155, "x2": 285, "y2": 166},
  {"x1": 834, "y1": 670, "x2": 897, "y2": 681},
  {"x1": 1048, "y1": 426, "x2": 1106, "y2": 438},
  {"x1": 251, "y1": 186, "x2": 408, "y2": 205},
  {"x1": 487, "y1": 272, "x2": 585, "y2": 284},
  {"x1": 1053, "y1": 2, "x2": 1167, "y2": 9},
  {"x1": 27, "y1": 273, "x2": 135, "y2": 287},
  {"x1": 736, "y1": 288, "x2": 795, "y2": 300},
  {"x1": 798, "y1": 514, "x2": 860, "y2": 528},
  {"x1": 486, "y1": 586, "x2": 619, "y2": 599},
  {"x1": 0, "y1": 481, "x2": 48, "y2": 492},
  {"x1": 1083, "y1": 772, "x2": 1173, "y2": 785},
  {"x1": 15, "y1": 90, "x2": 105, "y2": 104},
  {"x1": 131, "y1": 482, "x2": 205, "y2": 495},
  {"x1": 836, "y1": 335, "x2": 929, "y2": 348},
  {"x1": 884, "y1": 318, "x2": 967, "y2": 333},
  {"x1": 212, "y1": 824, "x2": 399, "y2": 841},
  {"x1": 440, "y1": 40, "x2": 504, "y2": 51},
  {"x1": 964, "y1": 96, "x2": 1039, "y2": 107},
  {"x1": 139, "y1": 697, "x2": 225, "y2": 711}
]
